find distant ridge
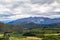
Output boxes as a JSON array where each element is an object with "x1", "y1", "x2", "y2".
[
  {"x1": 6, "y1": 17, "x2": 60, "y2": 28},
  {"x1": 7, "y1": 17, "x2": 60, "y2": 25}
]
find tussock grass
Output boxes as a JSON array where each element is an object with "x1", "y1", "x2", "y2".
[{"x1": 10, "y1": 37, "x2": 42, "y2": 40}]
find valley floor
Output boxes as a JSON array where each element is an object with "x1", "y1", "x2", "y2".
[{"x1": 10, "y1": 37, "x2": 42, "y2": 40}]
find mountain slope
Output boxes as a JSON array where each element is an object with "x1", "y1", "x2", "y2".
[{"x1": 7, "y1": 17, "x2": 60, "y2": 25}]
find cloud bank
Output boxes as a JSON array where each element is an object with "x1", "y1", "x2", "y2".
[{"x1": 0, "y1": 0, "x2": 60, "y2": 22}]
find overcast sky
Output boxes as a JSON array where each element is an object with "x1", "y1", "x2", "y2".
[{"x1": 0, "y1": 0, "x2": 60, "y2": 22}]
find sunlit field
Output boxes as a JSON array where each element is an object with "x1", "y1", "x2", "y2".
[
  {"x1": 0, "y1": 28, "x2": 60, "y2": 40},
  {"x1": 0, "y1": 33, "x2": 60, "y2": 40},
  {"x1": 10, "y1": 37, "x2": 42, "y2": 40}
]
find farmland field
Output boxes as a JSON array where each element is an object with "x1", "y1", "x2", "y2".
[
  {"x1": 10, "y1": 37, "x2": 42, "y2": 40},
  {"x1": 9, "y1": 34, "x2": 60, "y2": 40},
  {"x1": 0, "y1": 28, "x2": 60, "y2": 40},
  {"x1": 0, "y1": 33, "x2": 60, "y2": 40}
]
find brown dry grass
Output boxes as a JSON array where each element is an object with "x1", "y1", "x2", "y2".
[
  {"x1": 10, "y1": 37, "x2": 42, "y2": 40},
  {"x1": 25, "y1": 37, "x2": 42, "y2": 40}
]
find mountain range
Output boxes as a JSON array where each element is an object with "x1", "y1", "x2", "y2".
[
  {"x1": 7, "y1": 17, "x2": 60, "y2": 25},
  {"x1": 6, "y1": 17, "x2": 60, "y2": 28}
]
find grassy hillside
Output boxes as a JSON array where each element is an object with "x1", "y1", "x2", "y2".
[{"x1": 0, "y1": 22, "x2": 60, "y2": 40}]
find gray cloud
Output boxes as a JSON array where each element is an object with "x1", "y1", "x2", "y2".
[
  {"x1": 0, "y1": 0, "x2": 59, "y2": 15},
  {"x1": 0, "y1": 0, "x2": 60, "y2": 22},
  {"x1": 31, "y1": 0, "x2": 55, "y2": 5},
  {"x1": 0, "y1": 12, "x2": 14, "y2": 17}
]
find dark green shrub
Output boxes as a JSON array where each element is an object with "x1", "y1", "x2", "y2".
[
  {"x1": 23, "y1": 32, "x2": 36, "y2": 36},
  {"x1": 0, "y1": 38, "x2": 5, "y2": 40}
]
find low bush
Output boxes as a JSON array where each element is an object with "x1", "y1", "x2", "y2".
[{"x1": 23, "y1": 32, "x2": 36, "y2": 36}]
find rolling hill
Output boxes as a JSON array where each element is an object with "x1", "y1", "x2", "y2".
[{"x1": 7, "y1": 17, "x2": 60, "y2": 28}]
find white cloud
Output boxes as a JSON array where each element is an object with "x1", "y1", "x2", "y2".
[{"x1": 0, "y1": 0, "x2": 60, "y2": 22}]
